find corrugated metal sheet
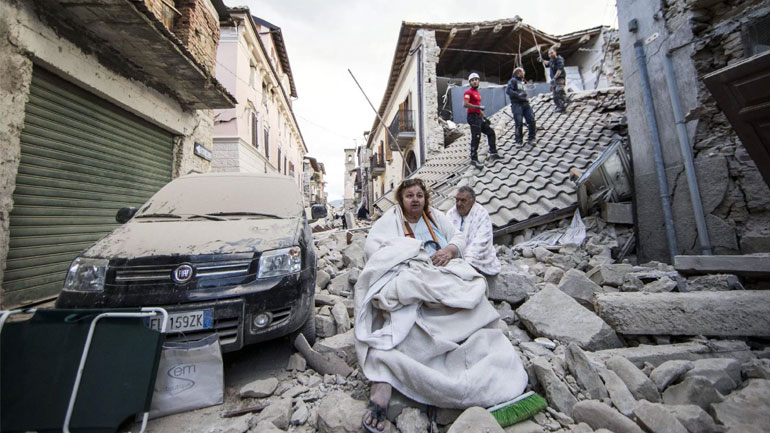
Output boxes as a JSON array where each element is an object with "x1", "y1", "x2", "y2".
[{"x1": 4, "y1": 68, "x2": 174, "y2": 307}]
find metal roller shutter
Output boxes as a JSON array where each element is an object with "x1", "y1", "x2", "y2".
[{"x1": 4, "y1": 68, "x2": 174, "y2": 307}]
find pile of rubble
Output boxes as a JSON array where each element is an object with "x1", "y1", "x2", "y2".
[{"x1": 228, "y1": 218, "x2": 770, "y2": 433}]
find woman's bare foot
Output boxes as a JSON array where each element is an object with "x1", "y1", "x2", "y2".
[{"x1": 362, "y1": 382, "x2": 392, "y2": 432}]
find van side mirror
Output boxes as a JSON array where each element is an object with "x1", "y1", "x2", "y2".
[
  {"x1": 310, "y1": 204, "x2": 328, "y2": 220},
  {"x1": 116, "y1": 207, "x2": 138, "y2": 224}
]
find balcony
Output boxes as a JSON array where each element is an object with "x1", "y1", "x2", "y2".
[
  {"x1": 388, "y1": 109, "x2": 416, "y2": 151},
  {"x1": 370, "y1": 154, "x2": 386, "y2": 177}
]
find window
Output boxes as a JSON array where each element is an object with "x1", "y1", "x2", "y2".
[
  {"x1": 284, "y1": 156, "x2": 287, "y2": 175},
  {"x1": 278, "y1": 148, "x2": 282, "y2": 173},
  {"x1": 251, "y1": 112, "x2": 259, "y2": 148},
  {"x1": 745, "y1": 14, "x2": 770, "y2": 56},
  {"x1": 249, "y1": 64, "x2": 257, "y2": 88},
  {"x1": 264, "y1": 129, "x2": 270, "y2": 159},
  {"x1": 262, "y1": 82, "x2": 268, "y2": 105},
  {"x1": 289, "y1": 162, "x2": 295, "y2": 177}
]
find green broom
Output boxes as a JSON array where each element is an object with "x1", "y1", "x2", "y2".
[{"x1": 487, "y1": 391, "x2": 548, "y2": 427}]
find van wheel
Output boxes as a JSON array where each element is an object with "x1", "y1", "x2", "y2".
[{"x1": 292, "y1": 310, "x2": 316, "y2": 347}]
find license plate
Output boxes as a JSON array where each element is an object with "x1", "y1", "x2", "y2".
[{"x1": 146, "y1": 309, "x2": 213, "y2": 333}]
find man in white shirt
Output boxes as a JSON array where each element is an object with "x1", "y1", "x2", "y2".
[{"x1": 446, "y1": 186, "x2": 501, "y2": 276}]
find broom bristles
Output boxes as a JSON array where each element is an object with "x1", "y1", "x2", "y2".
[{"x1": 489, "y1": 392, "x2": 547, "y2": 427}]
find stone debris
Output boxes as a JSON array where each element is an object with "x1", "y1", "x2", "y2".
[
  {"x1": 250, "y1": 398, "x2": 292, "y2": 430},
  {"x1": 518, "y1": 284, "x2": 623, "y2": 351},
  {"x1": 665, "y1": 404, "x2": 721, "y2": 433},
  {"x1": 711, "y1": 379, "x2": 770, "y2": 432},
  {"x1": 649, "y1": 359, "x2": 694, "y2": 391},
  {"x1": 595, "y1": 291, "x2": 770, "y2": 336},
  {"x1": 291, "y1": 400, "x2": 311, "y2": 426},
  {"x1": 394, "y1": 407, "x2": 429, "y2": 433},
  {"x1": 683, "y1": 358, "x2": 742, "y2": 395},
  {"x1": 532, "y1": 356, "x2": 578, "y2": 417},
  {"x1": 662, "y1": 376, "x2": 724, "y2": 409},
  {"x1": 488, "y1": 266, "x2": 535, "y2": 304},
  {"x1": 446, "y1": 406, "x2": 505, "y2": 433},
  {"x1": 633, "y1": 400, "x2": 689, "y2": 433},
  {"x1": 287, "y1": 353, "x2": 307, "y2": 372},
  {"x1": 294, "y1": 333, "x2": 353, "y2": 377},
  {"x1": 316, "y1": 391, "x2": 370, "y2": 433},
  {"x1": 239, "y1": 377, "x2": 279, "y2": 399},
  {"x1": 565, "y1": 343, "x2": 608, "y2": 400},
  {"x1": 173, "y1": 215, "x2": 769, "y2": 433},
  {"x1": 558, "y1": 268, "x2": 602, "y2": 309},
  {"x1": 571, "y1": 400, "x2": 644, "y2": 433},
  {"x1": 604, "y1": 356, "x2": 661, "y2": 402},
  {"x1": 330, "y1": 302, "x2": 351, "y2": 334},
  {"x1": 597, "y1": 367, "x2": 636, "y2": 417}
]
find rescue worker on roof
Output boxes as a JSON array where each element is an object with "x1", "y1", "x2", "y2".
[
  {"x1": 542, "y1": 47, "x2": 567, "y2": 112},
  {"x1": 463, "y1": 72, "x2": 501, "y2": 169},
  {"x1": 506, "y1": 67, "x2": 537, "y2": 145}
]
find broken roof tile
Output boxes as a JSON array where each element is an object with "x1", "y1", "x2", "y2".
[{"x1": 374, "y1": 87, "x2": 627, "y2": 231}]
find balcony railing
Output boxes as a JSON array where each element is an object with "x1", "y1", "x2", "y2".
[
  {"x1": 387, "y1": 109, "x2": 416, "y2": 151},
  {"x1": 370, "y1": 154, "x2": 385, "y2": 177}
]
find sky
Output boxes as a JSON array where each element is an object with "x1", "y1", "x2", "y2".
[{"x1": 222, "y1": 0, "x2": 619, "y2": 201}]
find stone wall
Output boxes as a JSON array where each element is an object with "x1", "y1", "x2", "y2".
[
  {"x1": 675, "y1": 0, "x2": 770, "y2": 254},
  {"x1": 419, "y1": 30, "x2": 445, "y2": 159},
  {"x1": 174, "y1": 109, "x2": 216, "y2": 176},
  {"x1": 617, "y1": 0, "x2": 770, "y2": 262},
  {"x1": 173, "y1": 0, "x2": 220, "y2": 75}
]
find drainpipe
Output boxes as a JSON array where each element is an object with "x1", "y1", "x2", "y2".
[
  {"x1": 634, "y1": 40, "x2": 678, "y2": 262},
  {"x1": 662, "y1": 52, "x2": 713, "y2": 255}
]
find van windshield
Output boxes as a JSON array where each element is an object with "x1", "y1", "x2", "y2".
[{"x1": 136, "y1": 175, "x2": 303, "y2": 218}]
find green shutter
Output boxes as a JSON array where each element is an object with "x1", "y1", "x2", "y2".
[{"x1": 3, "y1": 68, "x2": 174, "y2": 307}]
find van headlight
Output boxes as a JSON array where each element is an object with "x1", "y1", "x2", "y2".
[
  {"x1": 258, "y1": 246, "x2": 301, "y2": 278},
  {"x1": 63, "y1": 257, "x2": 108, "y2": 292}
]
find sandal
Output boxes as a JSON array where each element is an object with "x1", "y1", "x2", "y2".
[{"x1": 362, "y1": 400, "x2": 387, "y2": 433}]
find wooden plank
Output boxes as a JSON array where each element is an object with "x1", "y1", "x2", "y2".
[
  {"x1": 674, "y1": 255, "x2": 770, "y2": 277},
  {"x1": 493, "y1": 204, "x2": 577, "y2": 237},
  {"x1": 704, "y1": 50, "x2": 770, "y2": 187}
]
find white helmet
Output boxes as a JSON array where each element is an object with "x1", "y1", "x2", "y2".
[{"x1": 468, "y1": 72, "x2": 480, "y2": 81}]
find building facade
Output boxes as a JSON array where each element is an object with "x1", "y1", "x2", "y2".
[
  {"x1": 212, "y1": 8, "x2": 306, "y2": 187},
  {"x1": 0, "y1": 0, "x2": 235, "y2": 308},
  {"x1": 303, "y1": 156, "x2": 327, "y2": 207}
]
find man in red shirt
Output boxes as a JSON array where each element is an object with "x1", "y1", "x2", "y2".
[{"x1": 463, "y1": 73, "x2": 501, "y2": 169}]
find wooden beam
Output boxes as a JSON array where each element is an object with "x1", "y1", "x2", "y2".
[
  {"x1": 493, "y1": 204, "x2": 578, "y2": 237},
  {"x1": 438, "y1": 27, "x2": 458, "y2": 60},
  {"x1": 674, "y1": 255, "x2": 770, "y2": 277}
]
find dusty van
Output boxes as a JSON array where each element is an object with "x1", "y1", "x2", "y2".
[{"x1": 55, "y1": 173, "x2": 323, "y2": 352}]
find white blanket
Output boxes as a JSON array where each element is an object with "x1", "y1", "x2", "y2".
[{"x1": 355, "y1": 207, "x2": 528, "y2": 408}]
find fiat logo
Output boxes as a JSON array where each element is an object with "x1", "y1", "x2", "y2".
[{"x1": 172, "y1": 264, "x2": 194, "y2": 283}]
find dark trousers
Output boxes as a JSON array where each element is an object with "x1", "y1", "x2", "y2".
[
  {"x1": 512, "y1": 102, "x2": 536, "y2": 142},
  {"x1": 467, "y1": 112, "x2": 496, "y2": 161},
  {"x1": 552, "y1": 78, "x2": 567, "y2": 111}
]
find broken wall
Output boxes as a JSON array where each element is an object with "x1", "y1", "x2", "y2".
[
  {"x1": 566, "y1": 28, "x2": 624, "y2": 91},
  {"x1": 617, "y1": 0, "x2": 770, "y2": 262}
]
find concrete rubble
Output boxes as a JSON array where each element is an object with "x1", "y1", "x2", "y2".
[{"x1": 175, "y1": 214, "x2": 768, "y2": 433}]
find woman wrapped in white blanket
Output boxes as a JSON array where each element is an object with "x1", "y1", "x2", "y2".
[{"x1": 356, "y1": 178, "x2": 528, "y2": 432}]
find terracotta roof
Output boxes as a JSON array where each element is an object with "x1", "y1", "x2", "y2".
[{"x1": 374, "y1": 87, "x2": 627, "y2": 229}]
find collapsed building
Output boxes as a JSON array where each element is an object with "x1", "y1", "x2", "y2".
[{"x1": 346, "y1": 17, "x2": 623, "y2": 218}]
